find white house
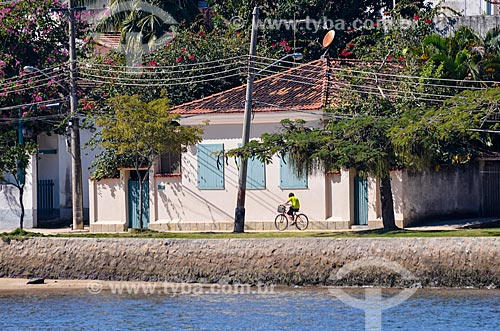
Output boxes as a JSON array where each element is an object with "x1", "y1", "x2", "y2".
[{"x1": 88, "y1": 58, "x2": 499, "y2": 232}]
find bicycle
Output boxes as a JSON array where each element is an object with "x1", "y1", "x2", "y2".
[{"x1": 275, "y1": 205, "x2": 309, "y2": 231}]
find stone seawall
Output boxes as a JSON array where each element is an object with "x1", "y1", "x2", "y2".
[{"x1": 0, "y1": 237, "x2": 499, "y2": 288}]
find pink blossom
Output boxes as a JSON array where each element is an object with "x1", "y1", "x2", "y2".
[
  {"x1": 189, "y1": 55, "x2": 195, "y2": 61},
  {"x1": 148, "y1": 61, "x2": 158, "y2": 66},
  {"x1": 284, "y1": 45, "x2": 291, "y2": 51},
  {"x1": 176, "y1": 56, "x2": 182, "y2": 63},
  {"x1": 279, "y1": 40, "x2": 287, "y2": 46},
  {"x1": 413, "y1": 15, "x2": 419, "y2": 21}
]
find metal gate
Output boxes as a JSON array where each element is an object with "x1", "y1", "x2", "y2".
[
  {"x1": 37, "y1": 179, "x2": 54, "y2": 219},
  {"x1": 128, "y1": 179, "x2": 149, "y2": 228},
  {"x1": 481, "y1": 161, "x2": 500, "y2": 216},
  {"x1": 354, "y1": 177, "x2": 368, "y2": 225}
]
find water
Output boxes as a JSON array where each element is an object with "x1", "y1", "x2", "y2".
[{"x1": 0, "y1": 288, "x2": 499, "y2": 330}]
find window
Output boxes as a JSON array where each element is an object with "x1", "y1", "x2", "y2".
[
  {"x1": 159, "y1": 152, "x2": 181, "y2": 174},
  {"x1": 238, "y1": 143, "x2": 266, "y2": 190},
  {"x1": 197, "y1": 144, "x2": 224, "y2": 190},
  {"x1": 247, "y1": 156, "x2": 266, "y2": 189},
  {"x1": 280, "y1": 154, "x2": 307, "y2": 189}
]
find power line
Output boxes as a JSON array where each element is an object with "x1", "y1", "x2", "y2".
[
  {"x1": 80, "y1": 55, "x2": 247, "y2": 70},
  {"x1": 251, "y1": 60, "x2": 489, "y2": 92},
  {"x1": 0, "y1": 97, "x2": 68, "y2": 112},
  {"x1": 79, "y1": 60, "x2": 245, "y2": 76},
  {"x1": 79, "y1": 72, "x2": 243, "y2": 87},
  {"x1": 78, "y1": 67, "x2": 243, "y2": 83},
  {"x1": 254, "y1": 56, "x2": 500, "y2": 86}
]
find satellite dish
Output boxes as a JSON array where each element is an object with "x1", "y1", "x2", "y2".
[{"x1": 322, "y1": 30, "x2": 336, "y2": 48}]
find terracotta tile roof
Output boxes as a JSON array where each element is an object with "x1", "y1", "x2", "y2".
[
  {"x1": 92, "y1": 33, "x2": 122, "y2": 56},
  {"x1": 171, "y1": 59, "x2": 330, "y2": 115},
  {"x1": 171, "y1": 58, "x2": 405, "y2": 116}
]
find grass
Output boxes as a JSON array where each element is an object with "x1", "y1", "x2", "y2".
[{"x1": 1, "y1": 227, "x2": 500, "y2": 240}]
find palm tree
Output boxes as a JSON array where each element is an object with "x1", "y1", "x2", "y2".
[
  {"x1": 421, "y1": 26, "x2": 500, "y2": 82},
  {"x1": 92, "y1": 0, "x2": 198, "y2": 45}
]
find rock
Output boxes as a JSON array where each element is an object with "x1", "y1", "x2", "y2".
[{"x1": 26, "y1": 278, "x2": 45, "y2": 285}]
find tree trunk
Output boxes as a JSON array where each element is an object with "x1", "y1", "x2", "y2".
[
  {"x1": 18, "y1": 186, "x2": 25, "y2": 230},
  {"x1": 379, "y1": 171, "x2": 399, "y2": 230}
]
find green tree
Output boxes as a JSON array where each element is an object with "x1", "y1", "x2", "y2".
[
  {"x1": 0, "y1": 129, "x2": 38, "y2": 229},
  {"x1": 95, "y1": 94, "x2": 203, "y2": 228},
  {"x1": 420, "y1": 26, "x2": 500, "y2": 81},
  {"x1": 390, "y1": 88, "x2": 500, "y2": 168}
]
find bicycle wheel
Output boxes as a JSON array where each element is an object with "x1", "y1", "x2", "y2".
[
  {"x1": 295, "y1": 214, "x2": 309, "y2": 230},
  {"x1": 274, "y1": 214, "x2": 288, "y2": 231}
]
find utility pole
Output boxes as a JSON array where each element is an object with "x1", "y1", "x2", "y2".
[
  {"x1": 52, "y1": 1, "x2": 85, "y2": 230},
  {"x1": 234, "y1": 7, "x2": 259, "y2": 233},
  {"x1": 68, "y1": 0, "x2": 84, "y2": 230}
]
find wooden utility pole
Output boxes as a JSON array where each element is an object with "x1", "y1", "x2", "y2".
[{"x1": 234, "y1": 7, "x2": 259, "y2": 233}]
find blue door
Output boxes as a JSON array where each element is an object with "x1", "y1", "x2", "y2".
[
  {"x1": 128, "y1": 179, "x2": 149, "y2": 228},
  {"x1": 354, "y1": 177, "x2": 368, "y2": 225}
]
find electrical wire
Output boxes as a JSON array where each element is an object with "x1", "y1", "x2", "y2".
[
  {"x1": 79, "y1": 59, "x2": 246, "y2": 76},
  {"x1": 0, "y1": 75, "x2": 69, "y2": 95},
  {"x1": 251, "y1": 60, "x2": 489, "y2": 91},
  {"x1": 79, "y1": 72, "x2": 243, "y2": 87},
  {"x1": 80, "y1": 55, "x2": 247, "y2": 70},
  {"x1": 0, "y1": 97, "x2": 68, "y2": 112},
  {"x1": 253, "y1": 55, "x2": 500, "y2": 86},
  {"x1": 78, "y1": 67, "x2": 243, "y2": 82}
]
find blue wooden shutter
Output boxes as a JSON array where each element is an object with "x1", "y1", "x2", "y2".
[
  {"x1": 198, "y1": 144, "x2": 224, "y2": 189},
  {"x1": 238, "y1": 143, "x2": 265, "y2": 190},
  {"x1": 247, "y1": 156, "x2": 266, "y2": 189},
  {"x1": 280, "y1": 154, "x2": 307, "y2": 189}
]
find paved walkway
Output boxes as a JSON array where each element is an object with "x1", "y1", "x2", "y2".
[{"x1": 1, "y1": 217, "x2": 498, "y2": 235}]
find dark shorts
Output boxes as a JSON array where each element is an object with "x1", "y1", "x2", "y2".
[{"x1": 287, "y1": 207, "x2": 299, "y2": 215}]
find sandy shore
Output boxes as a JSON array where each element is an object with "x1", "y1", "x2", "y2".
[
  {"x1": 0, "y1": 278, "x2": 95, "y2": 295},
  {"x1": 0, "y1": 278, "x2": 291, "y2": 296}
]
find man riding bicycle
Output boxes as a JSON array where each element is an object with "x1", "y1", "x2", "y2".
[{"x1": 282, "y1": 193, "x2": 300, "y2": 225}]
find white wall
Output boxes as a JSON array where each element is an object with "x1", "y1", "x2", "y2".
[
  {"x1": 37, "y1": 129, "x2": 99, "y2": 221},
  {"x1": 150, "y1": 118, "x2": 328, "y2": 225},
  {"x1": 440, "y1": 0, "x2": 497, "y2": 16},
  {"x1": 0, "y1": 155, "x2": 37, "y2": 229}
]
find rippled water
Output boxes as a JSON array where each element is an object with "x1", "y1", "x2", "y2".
[{"x1": 1, "y1": 288, "x2": 499, "y2": 330}]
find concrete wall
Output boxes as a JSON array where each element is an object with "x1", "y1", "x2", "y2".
[
  {"x1": 441, "y1": 0, "x2": 498, "y2": 16},
  {"x1": 0, "y1": 237, "x2": 498, "y2": 288},
  {"x1": 0, "y1": 155, "x2": 37, "y2": 229},
  {"x1": 89, "y1": 177, "x2": 128, "y2": 232},
  {"x1": 402, "y1": 163, "x2": 481, "y2": 226}
]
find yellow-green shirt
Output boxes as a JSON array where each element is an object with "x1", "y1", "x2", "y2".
[{"x1": 289, "y1": 196, "x2": 300, "y2": 209}]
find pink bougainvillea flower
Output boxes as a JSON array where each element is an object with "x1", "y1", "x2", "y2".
[
  {"x1": 176, "y1": 56, "x2": 183, "y2": 63},
  {"x1": 189, "y1": 55, "x2": 195, "y2": 61},
  {"x1": 340, "y1": 49, "x2": 353, "y2": 58},
  {"x1": 424, "y1": 18, "x2": 432, "y2": 24},
  {"x1": 386, "y1": 54, "x2": 394, "y2": 61},
  {"x1": 399, "y1": 57, "x2": 405, "y2": 61},
  {"x1": 181, "y1": 48, "x2": 186, "y2": 53},
  {"x1": 284, "y1": 45, "x2": 291, "y2": 51},
  {"x1": 271, "y1": 43, "x2": 277, "y2": 48},
  {"x1": 280, "y1": 40, "x2": 287, "y2": 46},
  {"x1": 413, "y1": 15, "x2": 419, "y2": 21},
  {"x1": 347, "y1": 43, "x2": 355, "y2": 48},
  {"x1": 148, "y1": 61, "x2": 158, "y2": 66}
]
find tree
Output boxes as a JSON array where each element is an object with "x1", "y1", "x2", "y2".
[
  {"x1": 95, "y1": 94, "x2": 203, "y2": 228},
  {"x1": 390, "y1": 88, "x2": 500, "y2": 167},
  {"x1": 0, "y1": 129, "x2": 37, "y2": 229}
]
